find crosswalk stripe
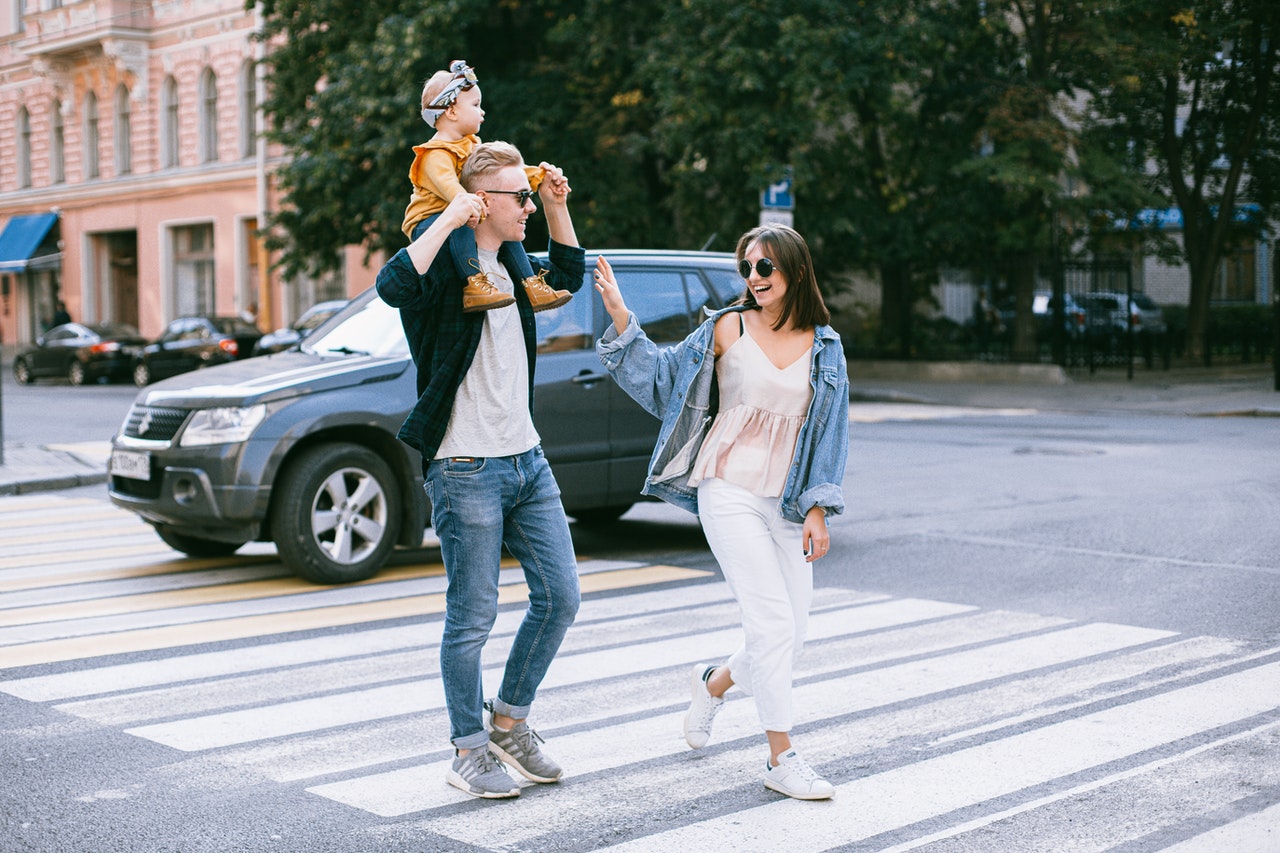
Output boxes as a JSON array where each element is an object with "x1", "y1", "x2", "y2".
[
  {"x1": 3, "y1": 490, "x2": 1275, "y2": 850},
  {"x1": 311, "y1": 621, "x2": 1174, "y2": 819},
  {"x1": 122, "y1": 596, "x2": 969, "y2": 751},
  {"x1": 0, "y1": 564, "x2": 710, "y2": 668},
  {"x1": 0, "y1": 582, "x2": 749, "y2": 703},
  {"x1": 593, "y1": 662, "x2": 1280, "y2": 853},
  {"x1": 0, "y1": 542, "x2": 172, "y2": 571},
  {"x1": 0, "y1": 507, "x2": 125, "y2": 531},
  {"x1": 0, "y1": 562, "x2": 450, "y2": 625}
]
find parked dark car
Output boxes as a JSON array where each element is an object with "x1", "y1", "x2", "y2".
[
  {"x1": 131, "y1": 316, "x2": 264, "y2": 387},
  {"x1": 1078, "y1": 291, "x2": 1167, "y2": 351},
  {"x1": 252, "y1": 300, "x2": 349, "y2": 356},
  {"x1": 12, "y1": 322, "x2": 147, "y2": 385},
  {"x1": 108, "y1": 250, "x2": 744, "y2": 584},
  {"x1": 996, "y1": 291, "x2": 1087, "y2": 344}
]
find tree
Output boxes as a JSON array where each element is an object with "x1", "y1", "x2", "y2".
[
  {"x1": 254, "y1": 0, "x2": 581, "y2": 279},
  {"x1": 1097, "y1": 0, "x2": 1280, "y2": 362}
]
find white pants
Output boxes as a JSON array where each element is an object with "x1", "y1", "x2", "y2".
[{"x1": 697, "y1": 478, "x2": 812, "y2": 733}]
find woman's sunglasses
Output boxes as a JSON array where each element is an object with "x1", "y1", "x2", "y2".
[{"x1": 739, "y1": 258, "x2": 776, "y2": 279}]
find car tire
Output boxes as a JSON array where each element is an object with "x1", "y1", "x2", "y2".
[
  {"x1": 13, "y1": 358, "x2": 33, "y2": 385},
  {"x1": 155, "y1": 526, "x2": 246, "y2": 558},
  {"x1": 570, "y1": 504, "x2": 632, "y2": 526},
  {"x1": 271, "y1": 443, "x2": 401, "y2": 584},
  {"x1": 67, "y1": 360, "x2": 86, "y2": 386},
  {"x1": 133, "y1": 361, "x2": 151, "y2": 387}
]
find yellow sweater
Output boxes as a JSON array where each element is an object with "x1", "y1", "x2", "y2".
[{"x1": 402, "y1": 134, "x2": 545, "y2": 239}]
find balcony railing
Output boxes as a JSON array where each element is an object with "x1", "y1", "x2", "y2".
[{"x1": 19, "y1": 0, "x2": 152, "y2": 57}]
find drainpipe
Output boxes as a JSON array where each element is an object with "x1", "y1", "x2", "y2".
[{"x1": 254, "y1": 2, "x2": 272, "y2": 334}]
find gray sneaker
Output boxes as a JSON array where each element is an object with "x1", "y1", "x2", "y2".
[
  {"x1": 446, "y1": 747, "x2": 521, "y2": 799},
  {"x1": 683, "y1": 663, "x2": 724, "y2": 749},
  {"x1": 486, "y1": 704, "x2": 563, "y2": 783}
]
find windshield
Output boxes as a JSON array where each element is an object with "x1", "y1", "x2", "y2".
[{"x1": 303, "y1": 293, "x2": 410, "y2": 358}]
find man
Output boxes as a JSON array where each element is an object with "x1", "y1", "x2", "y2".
[{"x1": 376, "y1": 141, "x2": 584, "y2": 799}]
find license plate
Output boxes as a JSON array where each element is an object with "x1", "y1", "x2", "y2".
[{"x1": 109, "y1": 448, "x2": 151, "y2": 480}]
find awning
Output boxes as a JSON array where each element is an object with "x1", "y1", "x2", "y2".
[{"x1": 0, "y1": 212, "x2": 60, "y2": 273}]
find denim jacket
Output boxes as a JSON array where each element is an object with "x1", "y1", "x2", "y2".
[{"x1": 596, "y1": 305, "x2": 849, "y2": 523}]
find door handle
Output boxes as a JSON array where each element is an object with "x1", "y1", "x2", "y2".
[{"x1": 571, "y1": 371, "x2": 608, "y2": 385}]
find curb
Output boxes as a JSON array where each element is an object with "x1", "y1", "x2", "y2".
[{"x1": 0, "y1": 471, "x2": 108, "y2": 496}]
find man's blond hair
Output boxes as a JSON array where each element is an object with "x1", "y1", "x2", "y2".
[{"x1": 460, "y1": 141, "x2": 524, "y2": 191}]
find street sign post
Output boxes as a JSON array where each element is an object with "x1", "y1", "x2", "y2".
[{"x1": 759, "y1": 170, "x2": 794, "y2": 228}]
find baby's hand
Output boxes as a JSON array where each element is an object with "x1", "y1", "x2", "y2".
[
  {"x1": 537, "y1": 162, "x2": 571, "y2": 200},
  {"x1": 445, "y1": 191, "x2": 485, "y2": 229}
]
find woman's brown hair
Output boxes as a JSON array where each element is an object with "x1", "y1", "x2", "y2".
[{"x1": 734, "y1": 224, "x2": 830, "y2": 331}]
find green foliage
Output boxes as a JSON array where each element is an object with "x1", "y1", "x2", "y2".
[{"x1": 254, "y1": 0, "x2": 1279, "y2": 366}]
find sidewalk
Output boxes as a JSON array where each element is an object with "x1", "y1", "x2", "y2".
[{"x1": 1, "y1": 361, "x2": 1276, "y2": 496}]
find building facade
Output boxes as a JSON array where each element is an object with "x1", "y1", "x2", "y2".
[{"x1": 0, "y1": 0, "x2": 375, "y2": 348}]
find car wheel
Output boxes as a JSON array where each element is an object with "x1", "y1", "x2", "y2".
[
  {"x1": 155, "y1": 526, "x2": 246, "y2": 558},
  {"x1": 271, "y1": 443, "x2": 401, "y2": 584},
  {"x1": 570, "y1": 504, "x2": 633, "y2": 526},
  {"x1": 67, "y1": 360, "x2": 86, "y2": 386},
  {"x1": 133, "y1": 361, "x2": 151, "y2": 387},
  {"x1": 13, "y1": 358, "x2": 33, "y2": 385}
]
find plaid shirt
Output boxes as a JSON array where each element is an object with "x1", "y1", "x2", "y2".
[{"x1": 375, "y1": 235, "x2": 585, "y2": 460}]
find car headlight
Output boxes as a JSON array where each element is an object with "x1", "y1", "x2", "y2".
[{"x1": 179, "y1": 405, "x2": 267, "y2": 446}]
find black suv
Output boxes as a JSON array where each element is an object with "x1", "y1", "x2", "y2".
[{"x1": 108, "y1": 250, "x2": 742, "y2": 583}]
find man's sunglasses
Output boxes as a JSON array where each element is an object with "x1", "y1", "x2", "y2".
[
  {"x1": 482, "y1": 189, "x2": 537, "y2": 206},
  {"x1": 739, "y1": 258, "x2": 776, "y2": 279}
]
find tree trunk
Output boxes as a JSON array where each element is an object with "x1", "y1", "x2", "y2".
[{"x1": 1010, "y1": 253, "x2": 1039, "y2": 362}]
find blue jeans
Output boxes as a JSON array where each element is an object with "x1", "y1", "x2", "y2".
[{"x1": 425, "y1": 446, "x2": 580, "y2": 750}]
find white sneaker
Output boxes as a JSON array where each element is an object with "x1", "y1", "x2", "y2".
[
  {"x1": 682, "y1": 663, "x2": 724, "y2": 749},
  {"x1": 763, "y1": 749, "x2": 835, "y2": 800}
]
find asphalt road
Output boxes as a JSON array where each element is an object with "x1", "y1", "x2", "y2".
[{"x1": 1, "y1": 387, "x2": 1277, "y2": 851}]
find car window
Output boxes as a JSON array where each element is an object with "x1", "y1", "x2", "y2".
[
  {"x1": 305, "y1": 295, "x2": 410, "y2": 358},
  {"x1": 537, "y1": 287, "x2": 594, "y2": 353},
  {"x1": 47, "y1": 328, "x2": 78, "y2": 342},
  {"x1": 160, "y1": 319, "x2": 190, "y2": 342},
  {"x1": 704, "y1": 267, "x2": 744, "y2": 305},
  {"x1": 617, "y1": 268, "x2": 693, "y2": 343}
]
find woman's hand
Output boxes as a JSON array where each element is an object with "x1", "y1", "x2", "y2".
[
  {"x1": 593, "y1": 256, "x2": 630, "y2": 333},
  {"x1": 802, "y1": 506, "x2": 830, "y2": 563}
]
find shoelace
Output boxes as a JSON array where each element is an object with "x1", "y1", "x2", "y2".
[
  {"x1": 468, "y1": 747, "x2": 502, "y2": 776},
  {"x1": 783, "y1": 756, "x2": 821, "y2": 783},
  {"x1": 505, "y1": 723, "x2": 546, "y2": 753}
]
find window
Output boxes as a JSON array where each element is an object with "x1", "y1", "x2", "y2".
[
  {"x1": 84, "y1": 91, "x2": 100, "y2": 179},
  {"x1": 1215, "y1": 242, "x2": 1256, "y2": 302},
  {"x1": 114, "y1": 85, "x2": 132, "y2": 176},
  {"x1": 17, "y1": 107, "x2": 31, "y2": 188},
  {"x1": 15, "y1": 0, "x2": 25, "y2": 34},
  {"x1": 51, "y1": 100, "x2": 65, "y2": 184},
  {"x1": 173, "y1": 224, "x2": 215, "y2": 316},
  {"x1": 240, "y1": 59, "x2": 257, "y2": 159},
  {"x1": 615, "y1": 268, "x2": 696, "y2": 342},
  {"x1": 161, "y1": 76, "x2": 179, "y2": 168},
  {"x1": 200, "y1": 67, "x2": 218, "y2": 163}
]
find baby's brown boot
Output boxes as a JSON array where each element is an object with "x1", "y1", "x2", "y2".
[
  {"x1": 462, "y1": 263, "x2": 516, "y2": 313},
  {"x1": 522, "y1": 269, "x2": 572, "y2": 313}
]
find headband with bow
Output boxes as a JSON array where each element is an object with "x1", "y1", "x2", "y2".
[{"x1": 421, "y1": 60, "x2": 478, "y2": 126}]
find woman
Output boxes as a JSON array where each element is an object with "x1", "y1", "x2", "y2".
[{"x1": 594, "y1": 224, "x2": 849, "y2": 800}]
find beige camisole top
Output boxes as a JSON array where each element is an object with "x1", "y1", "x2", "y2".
[{"x1": 688, "y1": 320, "x2": 813, "y2": 498}]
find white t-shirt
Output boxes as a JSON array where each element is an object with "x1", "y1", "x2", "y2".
[{"x1": 433, "y1": 248, "x2": 541, "y2": 459}]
